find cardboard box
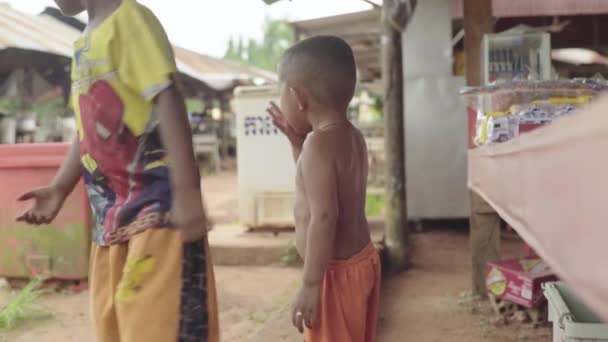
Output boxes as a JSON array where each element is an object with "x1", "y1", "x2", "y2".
[{"x1": 486, "y1": 258, "x2": 558, "y2": 308}]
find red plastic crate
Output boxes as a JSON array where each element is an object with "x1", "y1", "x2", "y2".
[{"x1": 0, "y1": 143, "x2": 91, "y2": 280}]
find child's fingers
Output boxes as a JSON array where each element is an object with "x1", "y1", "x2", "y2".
[
  {"x1": 291, "y1": 307, "x2": 298, "y2": 329},
  {"x1": 268, "y1": 102, "x2": 288, "y2": 124},
  {"x1": 266, "y1": 106, "x2": 277, "y2": 118},
  {"x1": 17, "y1": 190, "x2": 37, "y2": 201},
  {"x1": 275, "y1": 124, "x2": 289, "y2": 136},
  {"x1": 18, "y1": 211, "x2": 37, "y2": 225},
  {"x1": 308, "y1": 306, "x2": 318, "y2": 328},
  {"x1": 16, "y1": 210, "x2": 30, "y2": 222},
  {"x1": 292, "y1": 308, "x2": 304, "y2": 333},
  {"x1": 268, "y1": 108, "x2": 284, "y2": 126},
  {"x1": 268, "y1": 113, "x2": 280, "y2": 126},
  {"x1": 30, "y1": 213, "x2": 41, "y2": 225},
  {"x1": 267, "y1": 102, "x2": 281, "y2": 117},
  {"x1": 297, "y1": 315, "x2": 304, "y2": 333},
  {"x1": 304, "y1": 312, "x2": 314, "y2": 329},
  {"x1": 269, "y1": 116, "x2": 289, "y2": 135},
  {"x1": 269, "y1": 101, "x2": 282, "y2": 115},
  {"x1": 39, "y1": 215, "x2": 51, "y2": 225},
  {"x1": 271, "y1": 117, "x2": 295, "y2": 137},
  {"x1": 267, "y1": 107, "x2": 285, "y2": 129}
]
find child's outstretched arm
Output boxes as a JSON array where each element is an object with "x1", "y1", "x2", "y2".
[
  {"x1": 292, "y1": 133, "x2": 338, "y2": 333},
  {"x1": 17, "y1": 137, "x2": 82, "y2": 224},
  {"x1": 156, "y1": 84, "x2": 210, "y2": 242}
]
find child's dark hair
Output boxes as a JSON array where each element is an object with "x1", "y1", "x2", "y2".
[{"x1": 280, "y1": 35, "x2": 357, "y2": 111}]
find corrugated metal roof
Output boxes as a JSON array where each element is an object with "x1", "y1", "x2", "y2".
[
  {"x1": 174, "y1": 47, "x2": 277, "y2": 89},
  {"x1": 0, "y1": 3, "x2": 80, "y2": 57},
  {"x1": 451, "y1": 0, "x2": 608, "y2": 18},
  {"x1": 289, "y1": 1, "x2": 608, "y2": 81},
  {"x1": 0, "y1": 4, "x2": 276, "y2": 91}
]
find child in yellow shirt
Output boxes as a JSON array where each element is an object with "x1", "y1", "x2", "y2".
[{"x1": 17, "y1": 1, "x2": 219, "y2": 341}]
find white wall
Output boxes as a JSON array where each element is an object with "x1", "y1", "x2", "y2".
[{"x1": 402, "y1": 0, "x2": 470, "y2": 219}]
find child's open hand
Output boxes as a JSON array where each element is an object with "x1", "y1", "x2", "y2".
[
  {"x1": 16, "y1": 186, "x2": 66, "y2": 225},
  {"x1": 267, "y1": 101, "x2": 307, "y2": 147},
  {"x1": 291, "y1": 283, "x2": 321, "y2": 333}
]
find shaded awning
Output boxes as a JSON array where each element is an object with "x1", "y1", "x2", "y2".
[{"x1": 291, "y1": 9, "x2": 382, "y2": 82}]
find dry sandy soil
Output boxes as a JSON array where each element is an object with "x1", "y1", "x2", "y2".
[
  {"x1": 0, "y1": 230, "x2": 552, "y2": 342},
  {"x1": 248, "y1": 229, "x2": 551, "y2": 342},
  {"x1": 0, "y1": 266, "x2": 301, "y2": 342},
  {"x1": 1, "y1": 171, "x2": 552, "y2": 341},
  {"x1": 375, "y1": 229, "x2": 551, "y2": 342}
]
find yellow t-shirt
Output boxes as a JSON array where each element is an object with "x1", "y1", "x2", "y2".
[{"x1": 71, "y1": 0, "x2": 177, "y2": 246}]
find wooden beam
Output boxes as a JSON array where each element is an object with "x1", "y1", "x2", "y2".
[
  {"x1": 464, "y1": 0, "x2": 492, "y2": 87},
  {"x1": 355, "y1": 54, "x2": 380, "y2": 66},
  {"x1": 339, "y1": 33, "x2": 381, "y2": 43},
  {"x1": 463, "y1": 0, "x2": 498, "y2": 297},
  {"x1": 382, "y1": 0, "x2": 410, "y2": 273}
]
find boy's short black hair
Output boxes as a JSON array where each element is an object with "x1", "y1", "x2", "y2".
[{"x1": 280, "y1": 35, "x2": 357, "y2": 111}]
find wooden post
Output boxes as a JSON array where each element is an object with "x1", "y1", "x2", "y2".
[
  {"x1": 219, "y1": 92, "x2": 231, "y2": 159},
  {"x1": 382, "y1": 0, "x2": 410, "y2": 272},
  {"x1": 463, "y1": 0, "x2": 499, "y2": 297},
  {"x1": 464, "y1": 0, "x2": 492, "y2": 86}
]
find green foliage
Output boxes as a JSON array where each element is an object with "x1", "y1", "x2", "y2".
[
  {"x1": 34, "y1": 97, "x2": 68, "y2": 118},
  {"x1": 0, "y1": 98, "x2": 29, "y2": 114},
  {"x1": 281, "y1": 239, "x2": 301, "y2": 267},
  {"x1": 186, "y1": 98, "x2": 204, "y2": 113},
  {"x1": 0, "y1": 278, "x2": 50, "y2": 331},
  {"x1": 224, "y1": 18, "x2": 295, "y2": 71},
  {"x1": 369, "y1": 95, "x2": 384, "y2": 119},
  {"x1": 0, "y1": 96, "x2": 68, "y2": 120},
  {"x1": 366, "y1": 193, "x2": 386, "y2": 217}
]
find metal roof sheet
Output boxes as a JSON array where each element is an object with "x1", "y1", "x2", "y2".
[{"x1": 0, "y1": 4, "x2": 276, "y2": 91}]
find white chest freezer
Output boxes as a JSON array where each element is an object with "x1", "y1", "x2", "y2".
[{"x1": 232, "y1": 85, "x2": 296, "y2": 228}]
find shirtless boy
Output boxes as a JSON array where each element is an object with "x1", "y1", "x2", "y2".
[{"x1": 268, "y1": 36, "x2": 381, "y2": 342}]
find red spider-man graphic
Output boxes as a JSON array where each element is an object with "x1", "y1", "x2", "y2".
[{"x1": 79, "y1": 80, "x2": 141, "y2": 229}]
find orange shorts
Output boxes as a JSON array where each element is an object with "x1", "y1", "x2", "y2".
[
  {"x1": 90, "y1": 228, "x2": 219, "y2": 342},
  {"x1": 306, "y1": 242, "x2": 382, "y2": 342}
]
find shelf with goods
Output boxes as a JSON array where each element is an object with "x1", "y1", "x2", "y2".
[
  {"x1": 464, "y1": 30, "x2": 608, "y2": 316},
  {"x1": 463, "y1": 79, "x2": 608, "y2": 322}
]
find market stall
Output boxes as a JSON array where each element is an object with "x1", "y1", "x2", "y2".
[
  {"x1": 465, "y1": 79, "x2": 608, "y2": 328},
  {"x1": 463, "y1": 77, "x2": 608, "y2": 318},
  {"x1": 461, "y1": 23, "x2": 608, "y2": 337},
  {"x1": 460, "y1": 13, "x2": 608, "y2": 331}
]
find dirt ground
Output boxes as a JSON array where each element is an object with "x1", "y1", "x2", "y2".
[
  {"x1": 0, "y1": 266, "x2": 301, "y2": 342},
  {"x1": 1, "y1": 230, "x2": 552, "y2": 342},
  {"x1": 201, "y1": 170, "x2": 239, "y2": 226},
  {"x1": 1, "y1": 171, "x2": 553, "y2": 341},
  {"x1": 376, "y1": 229, "x2": 551, "y2": 342}
]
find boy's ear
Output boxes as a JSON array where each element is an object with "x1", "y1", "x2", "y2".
[{"x1": 289, "y1": 86, "x2": 307, "y2": 112}]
